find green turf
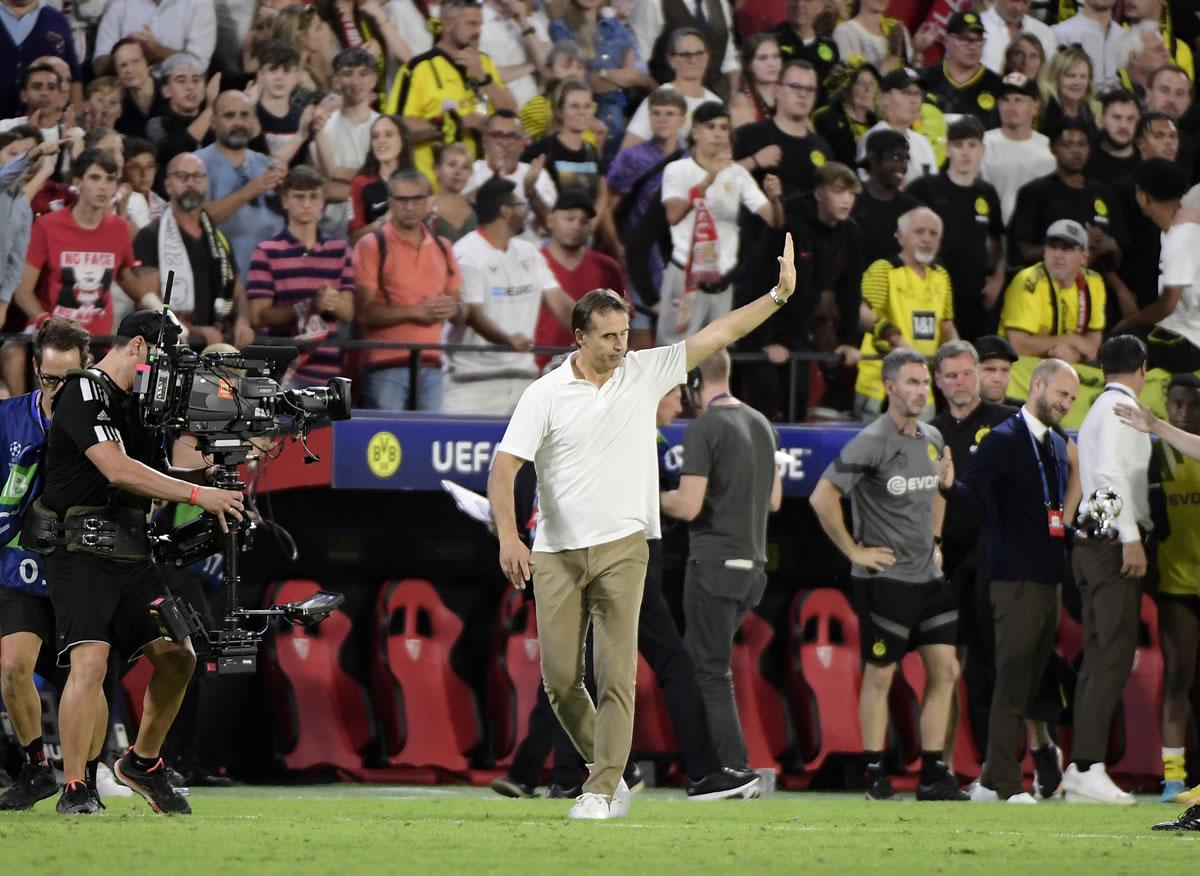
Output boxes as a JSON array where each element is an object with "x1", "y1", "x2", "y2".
[{"x1": 0, "y1": 787, "x2": 1194, "y2": 875}]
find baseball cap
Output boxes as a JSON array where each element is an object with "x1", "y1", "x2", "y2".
[
  {"x1": 945, "y1": 11, "x2": 985, "y2": 36},
  {"x1": 880, "y1": 67, "x2": 922, "y2": 92},
  {"x1": 974, "y1": 335, "x2": 1018, "y2": 363},
  {"x1": 117, "y1": 310, "x2": 182, "y2": 346},
  {"x1": 552, "y1": 187, "x2": 596, "y2": 217},
  {"x1": 1045, "y1": 219, "x2": 1088, "y2": 249},
  {"x1": 999, "y1": 72, "x2": 1040, "y2": 100}
]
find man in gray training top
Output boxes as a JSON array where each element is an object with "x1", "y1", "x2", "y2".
[
  {"x1": 660, "y1": 350, "x2": 781, "y2": 771},
  {"x1": 809, "y1": 347, "x2": 967, "y2": 803}
]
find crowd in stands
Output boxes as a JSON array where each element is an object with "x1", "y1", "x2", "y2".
[{"x1": 2, "y1": 0, "x2": 1200, "y2": 418}]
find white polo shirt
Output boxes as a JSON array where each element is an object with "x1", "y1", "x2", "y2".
[{"x1": 497, "y1": 342, "x2": 688, "y2": 552}]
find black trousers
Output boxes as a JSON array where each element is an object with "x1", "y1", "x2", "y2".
[{"x1": 508, "y1": 539, "x2": 723, "y2": 786}]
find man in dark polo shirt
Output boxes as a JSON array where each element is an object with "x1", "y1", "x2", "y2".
[{"x1": 921, "y1": 12, "x2": 1004, "y2": 129}]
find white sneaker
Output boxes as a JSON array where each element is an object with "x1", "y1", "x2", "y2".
[
  {"x1": 969, "y1": 779, "x2": 999, "y2": 802},
  {"x1": 1005, "y1": 792, "x2": 1038, "y2": 805},
  {"x1": 1062, "y1": 763, "x2": 1136, "y2": 805},
  {"x1": 609, "y1": 778, "x2": 631, "y2": 819},
  {"x1": 567, "y1": 792, "x2": 611, "y2": 820},
  {"x1": 96, "y1": 761, "x2": 134, "y2": 798}
]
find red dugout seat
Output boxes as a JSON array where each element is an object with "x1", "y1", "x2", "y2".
[
  {"x1": 899, "y1": 654, "x2": 981, "y2": 779},
  {"x1": 632, "y1": 655, "x2": 678, "y2": 755},
  {"x1": 731, "y1": 611, "x2": 790, "y2": 771},
  {"x1": 1108, "y1": 595, "x2": 1164, "y2": 784},
  {"x1": 120, "y1": 655, "x2": 154, "y2": 731},
  {"x1": 487, "y1": 590, "x2": 543, "y2": 767}
]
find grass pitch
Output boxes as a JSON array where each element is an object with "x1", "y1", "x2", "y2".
[{"x1": 0, "y1": 786, "x2": 1194, "y2": 875}]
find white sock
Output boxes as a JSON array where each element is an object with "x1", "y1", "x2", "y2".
[{"x1": 1163, "y1": 747, "x2": 1186, "y2": 758}]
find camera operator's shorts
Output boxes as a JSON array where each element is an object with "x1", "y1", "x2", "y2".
[
  {"x1": 0, "y1": 587, "x2": 62, "y2": 679},
  {"x1": 852, "y1": 576, "x2": 958, "y2": 665},
  {"x1": 46, "y1": 552, "x2": 167, "y2": 667}
]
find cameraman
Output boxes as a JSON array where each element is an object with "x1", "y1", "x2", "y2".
[{"x1": 38, "y1": 311, "x2": 244, "y2": 816}]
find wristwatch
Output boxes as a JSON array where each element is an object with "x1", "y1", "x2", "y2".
[{"x1": 769, "y1": 288, "x2": 786, "y2": 306}]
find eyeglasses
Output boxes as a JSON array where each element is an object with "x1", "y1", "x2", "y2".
[
  {"x1": 168, "y1": 171, "x2": 207, "y2": 183},
  {"x1": 780, "y1": 81, "x2": 818, "y2": 93},
  {"x1": 389, "y1": 193, "x2": 428, "y2": 205},
  {"x1": 36, "y1": 372, "x2": 65, "y2": 390},
  {"x1": 671, "y1": 50, "x2": 708, "y2": 61}
]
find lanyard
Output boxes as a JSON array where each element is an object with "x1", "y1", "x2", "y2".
[
  {"x1": 709, "y1": 392, "x2": 732, "y2": 405},
  {"x1": 1026, "y1": 421, "x2": 1059, "y2": 510}
]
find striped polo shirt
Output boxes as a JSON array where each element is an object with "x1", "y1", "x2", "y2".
[{"x1": 246, "y1": 229, "x2": 355, "y2": 386}]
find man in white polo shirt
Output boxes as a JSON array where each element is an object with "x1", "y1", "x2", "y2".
[{"x1": 487, "y1": 234, "x2": 798, "y2": 821}]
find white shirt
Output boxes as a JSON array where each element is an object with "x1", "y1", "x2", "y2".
[
  {"x1": 832, "y1": 18, "x2": 912, "y2": 71},
  {"x1": 447, "y1": 230, "x2": 559, "y2": 379},
  {"x1": 859, "y1": 121, "x2": 937, "y2": 184},
  {"x1": 497, "y1": 342, "x2": 688, "y2": 551},
  {"x1": 314, "y1": 108, "x2": 379, "y2": 233},
  {"x1": 981, "y1": 6, "x2": 1057, "y2": 74},
  {"x1": 1076, "y1": 383, "x2": 1151, "y2": 542},
  {"x1": 625, "y1": 84, "x2": 721, "y2": 143},
  {"x1": 1050, "y1": 13, "x2": 1130, "y2": 89},
  {"x1": 629, "y1": 0, "x2": 739, "y2": 77},
  {"x1": 463, "y1": 158, "x2": 557, "y2": 238},
  {"x1": 383, "y1": 0, "x2": 435, "y2": 95},
  {"x1": 1158, "y1": 222, "x2": 1200, "y2": 348},
  {"x1": 662, "y1": 157, "x2": 768, "y2": 273},
  {"x1": 94, "y1": 0, "x2": 217, "y2": 68},
  {"x1": 1021, "y1": 405, "x2": 1050, "y2": 442},
  {"x1": 980, "y1": 128, "x2": 1057, "y2": 224},
  {"x1": 0, "y1": 117, "x2": 85, "y2": 144},
  {"x1": 479, "y1": 4, "x2": 548, "y2": 108}
]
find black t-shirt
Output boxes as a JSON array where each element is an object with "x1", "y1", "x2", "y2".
[
  {"x1": 852, "y1": 186, "x2": 920, "y2": 267},
  {"x1": 920, "y1": 63, "x2": 1004, "y2": 129},
  {"x1": 907, "y1": 171, "x2": 1003, "y2": 341},
  {"x1": 116, "y1": 90, "x2": 168, "y2": 139},
  {"x1": 250, "y1": 103, "x2": 310, "y2": 168},
  {"x1": 1084, "y1": 143, "x2": 1138, "y2": 183},
  {"x1": 1007, "y1": 173, "x2": 1126, "y2": 268},
  {"x1": 147, "y1": 108, "x2": 211, "y2": 172},
  {"x1": 357, "y1": 177, "x2": 390, "y2": 228},
  {"x1": 769, "y1": 25, "x2": 840, "y2": 93},
  {"x1": 733, "y1": 119, "x2": 833, "y2": 197},
  {"x1": 520, "y1": 136, "x2": 600, "y2": 201},
  {"x1": 42, "y1": 372, "x2": 163, "y2": 517},
  {"x1": 813, "y1": 104, "x2": 875, "y2": 167},
  {"x1": 1114, "y1": 173, "x2": 1162, "y2": 317},
  {"x1": 133, "y1": 219, "x2": 239, "y2": 326},
  {"x1": 930, "y1": 399, "x2": 1018, "y2": 547}
]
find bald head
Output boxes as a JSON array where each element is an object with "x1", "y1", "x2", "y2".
[
  {"x1": 212, "y1": 91, "x2": 256, "y2": 150},
  {"x1": 1028, "y1": 357, "x2": 1079, "y2": 427}
]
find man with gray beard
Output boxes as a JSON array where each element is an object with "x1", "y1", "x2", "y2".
[
  {"x1": 132, "y1": 152, "x2": 255, "y2": 347},
  {"x1": 196, "y1": 91, "x2": 285, "y2": 283}
]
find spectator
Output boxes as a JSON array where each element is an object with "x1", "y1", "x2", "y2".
[
  {"x1": 132, "y1": 152, "x2": 253, "y2": 346},
  {"x1": 0, "y1": 135, "x2": 62, "y2": 326},
  {"x1": 387, "y1": 0, "x2": 516, "y2": 185},
  {"x1": 852, "y1": 129, "x2": 920, "y2": 266},
  {"x1": 1002, "y1": 31, "x2": 1046, "y2": 80},
  {"x1": 981, "y1": 0, "x2": 1056, "y2": 74},
  {"x1": 94, "y1": 0, "x2": 218, "y2": 74},
  {"x1": 975, "y1": 334, "x2": 1018, "y2": 404},
  {"x1": 1120, "y1": 28, "x2": 1174, "y2": 100},
  {"x1": 980, "y1": 73, "x2": 1055, "y2": 224},
  {"x1": 813, "y1": 61, "x2": 880, "y2": 167},
  {"x1": 312, "y1": 47, "x2": 380, "y2": 238},
  {"x1": 1064, "y1": 333, "x2": 1149, "y2": 806},
  {"x1": 633, "y1": 0, "x2": 739, "y2": 99},
  {"x1": 0, "y1": 0, "x2": 81, "y2": 121},
  {"x1": 1007, "y1": 119, "x2": 1123, "y2": 271},
  {"x1": 549, "y1": 0, "x2": 649, "y2": 157},
  {"x1": 909, "y1": 117, "x2": 1005, "y2": 343},
  {"x1": 353, "y1": 168, "x2": 461, "y2": 411},
  {"x1": 315, "y1": 0, "x2": 408, "y2": 96},
  {"x1": 123, "y1": 137, "x2": 166, "y2": 230},
  {"x1": 769, "y1": 0, "x2": 840, "y2": 88},
  {"x1": 1136, "y1": 110, "x2": 1179, "y2": 162},
  {"x1": 998, "y1": 219, "x2": 1104, "y2": 363},
  {"x1": 13, "y1": 148, "x2": 157, "y2": 337},
  {"x1": 854, "y1": 206, "x2": 957, "y2": 420},
  {"x1": 832, "y1": 0, "x2": 932, "y2": 73},
  {"x1": 1124, "y1": 0, "x2": 1195, "y2": 78},
  {"x1": 112, "y1": 38, "x2": 164, "y2": 139},
  {"x1": 197, "y1": 90, "x2": 286, "y2": 283},
  {"x1": 269, "y1": 4, "x2": 336, "y2": 95},
  {"x1": 444, "y1": 177, "x2": 572, "y2": 415},
  {"x1": 622, "y1": 28, "x2": 722, "y2": 149},
  {"x1": 1, "y1": 63, "x2": 85, "y2": 153},
  {"x1": 1039, "y1": 46, "x2": 1098, "y2": 139},
  {"x1": 464, "y1": 109, "x2": 557, "y2": 235},
  {"x1": 348, "y1": 114, "x2": 414, "y2": 243},
  {"x1": 248, "y1": 166, "x2": 355, "y2": 388},
  {"x1": 147, "y1": 54, "x2": 221, "y2": 170},
  {"x1": 1050, "y1": 0, "x2": 1127, "y2": 90},
  {"x1": 1085, "y1": 90, "x2": 1141, "y2": 182},
  {"x1": 921, "y1": 12, "x2": 1003, "y2": 129},
  {"x1": 431, "y1": 142, "x2": 479, "y2": 243},
  {"x1": 383, "y1": 0, "x2": 433, "y2": 77},
  {"x1": 728, "y1": 33, "x2": 781, "y2": 129},
  {"x1": 1145, "y1": 65, "x2": 1192, "y2": 124},
  {"x1": 520, "y1": 80, "x2": 606, "y2": 208},
  {"x1": 861, "y1": 67, "x2": 936, "y2": 184},
  {"x1": 659, "y1": 101, "x2": 782, "y2": 345},
  {"x1": 537, "y1": 186, "x2": 625, "y2": 369},
  {"x1": 482, "y1": 0, "x2": 549, "y2": 109},
  {"x1": 84, "y1": 78, "x2": 125, "y2": 134},
  {"x1": 252, "y1": 41, "x2": 315, "y2": 169},
  {"x1": 733, "y1": 59, "x2": 831, "y2": 198},
  {"x1": 519, "y1": 39, "x2": 586, "y2": 142}
]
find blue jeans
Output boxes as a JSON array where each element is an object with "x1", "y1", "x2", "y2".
[{"x1": 364, "y1": 365, "x2": 444, "y2": 411}]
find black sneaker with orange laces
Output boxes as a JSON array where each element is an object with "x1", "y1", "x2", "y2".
[
  {"x1": 114, "y1": 751, "x2": 191, "y2": 815},
  {"x1": 56, "y1": 780, "x2": 99, "y2": 815}
]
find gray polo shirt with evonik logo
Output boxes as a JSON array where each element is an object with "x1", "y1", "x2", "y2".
[{"x1": 821, "y1": 415, "x2": 945, "y2": 583}]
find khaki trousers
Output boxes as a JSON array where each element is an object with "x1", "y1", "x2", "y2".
[{"x1": 533, "y1": 531, "x2": 648, "y2": 797}]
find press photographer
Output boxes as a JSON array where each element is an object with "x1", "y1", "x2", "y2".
[{"x1": 32, "y1": 311, "x2": 244, "y2": 816}]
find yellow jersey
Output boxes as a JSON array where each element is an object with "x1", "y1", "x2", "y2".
[
  {"x1": 1154, "y1": 442, "x2": 1200, "y2": 597},
  {"x1": 999, "y1": 262, "x2": 1106, "y2": 340},
  {"x1": 855, "y1": 257, "x2": 954, "y2": 400}
]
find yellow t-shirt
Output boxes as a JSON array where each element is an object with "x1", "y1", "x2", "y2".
[
  {"x1": 1155, "y1": 442, "x2": 1200, "y2": 597},
  {"x1": 999, "y1": 263, "x2": 1106, "y2": 340},
  {"x1": 386, "y1": 49, "x2": 505, "y2": 184},
  {"x1": 855, "y1": 257, "x2": 955, "y2": 400}
]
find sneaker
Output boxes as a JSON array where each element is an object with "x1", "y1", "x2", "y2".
[
  {"x1": 917, "y1": 772, "x2": 969, "y2": 801},
  {"x1": 0, "y1": 762, "x2": 58, "y2": 811},
  {"x1": 56, "y1": 780, "x2": 99, "y2": 815},
  {"x1": 490, "y1": 776, "x2": 536, "y2": 799},
  {"x1": 96, "y1": 762, "x2": 133, "y2": 799},
  {"x1": 687, "y1": 768, "x2": 762, "y2": 801},
  {"x1": 1161, "y1": 779, "x2": 1188, "y2": 804},
  {"x1": 1177, "y1": 784, "x2": 1200, "y2": 805},
  {"x1": 1062, "y1": 763, "x2": 1136, "y2": 806},
  {"x1": 968, "y1": 779, "x2": 999, "y2": 802},
  {"x1": 623, "y1": 762, "x2": 646, "y2": 795},
  {"x1": 566, "y1": 792, "x2": 610, "y2": 820},
  {"x1": 865, "y1": 775, "x2": 899, "y2": 801},
  {"x1": 1006, "y1": 792, "x2": 1038, "y2": 805},
  {"x1": 609, "y1": 778, "x2": 631, "y2": 819},
  {"x1": 548, "y1": 783, "x2": 582, "y2": 799},
  {"x1": 114, "y1": 752, "x2": 192, "y2": 815},
  {"x1": 1153, "y1": 804, "x2": 1200, "y2": 831},
  {"x1": 1032, "y1": 744, "x2": 1064, "y2": 799}
]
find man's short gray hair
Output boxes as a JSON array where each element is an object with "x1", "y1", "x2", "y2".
[
  {"x1": 158, "y1": 52, "x2": 205, "y2": 81},
  {"x1": 881, "y1": 347, "x2": 928, "y2": 384},
  {"x1": 897, "y1": 206, "x2": 943, "y2": 235},
  {"x1": 933, "y1": 339, "x2": 979, "y2": 373}
]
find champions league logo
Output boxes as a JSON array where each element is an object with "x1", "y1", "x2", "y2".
[
  {"x1": 1079, "y1": 488, "x2": 1123, "y2": 540},
  {"x1": 9, "y1": 442, "x2": 22, "y2": 462}
]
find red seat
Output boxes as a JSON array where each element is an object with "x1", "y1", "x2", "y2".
[
  {"x1": 1108, "y1": 594, "x2": 1164, "y2": 784},
  {"x1": 120, "y1": 655, "x2": 155, "y2": 731},
  {"x1": 787, "y1": 589, "x2": 862, "y2": 772},
  {"x1": 632, "y1": 654, "x2": 678, "y2": 755},
  {"x1": 371, "y1": 579, "x2": 481, "y2": 772},
  {"x1": 260, "y1": 579, "x2": 373, "y2": 773},
  {"x1": 731, "y1": 611, "x2": 789, "y2": 771},
  {"x1": 487, "y1": 590, "x2": 544, "y2": 767},
  {"x1": 899, "y1": 654, "x2": 981, "y2": 779}
]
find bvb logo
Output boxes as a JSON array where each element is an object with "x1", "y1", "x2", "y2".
[
  {"x1": 811, "y1": 150, "x2": 827, "y2": 167},
  {"x1": 367, "y1": 431, "x2": 402, "y2": 478},
  {"x1": 1094, "y1": 198, "x2": 1108, "y2": 217},
  {"x1": 974, "y1": 426, "x2": 992, "y2": 446},
  {"x1": 977, "y1": 92, "x2": 995, "y2": 111},
  {"x1": 927, "y1": 442, "x2": 940, "y2": 462},
  {"x1": 818, "y1": 43, "x2": 834, "y2": 61},
  {"x1": 974, "y1": 196, "x2": 989, "y2": 216},
  {"x1": 872, "y1": 640, "x2": 887, "y2": 658}
]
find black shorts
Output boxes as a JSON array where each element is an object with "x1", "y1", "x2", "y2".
[
  {"x1": 46, "y1": 551, "x2": 166, "y2": 668},
  {"x1": 852, "y1": 576, "x2": 958, "y2": 665},
  {"x1": 0, "y1": 587, "x2": 64, "y2": 683},
  {"x1": 1156, "y1": 591, "x2": 1200, "y2": 626}
]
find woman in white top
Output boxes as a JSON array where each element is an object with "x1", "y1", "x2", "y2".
[
  {"x1": 621, "y1": 27, "x2": 721, "y2": 148},
  {"x1": 832, "y1": 0, "x2": 935, "y2": 73}
]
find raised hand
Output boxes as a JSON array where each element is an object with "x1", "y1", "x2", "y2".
[{"x1": 775, "y1": 232, "x2": 796, "y2": 300}]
